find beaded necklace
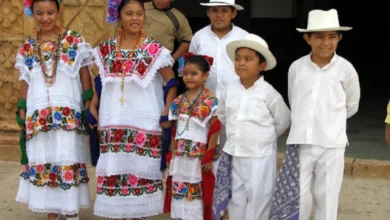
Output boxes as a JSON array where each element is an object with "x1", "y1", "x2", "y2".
[
  {"x1": 176, "y1": 87, "x2": 205, "y2": 136},
  {"x1": 33, "y1": 29, "x2": 62, "y2": 87},
  {"x1": 115, "y1": 29, "x2": 145, "y2": 106}
]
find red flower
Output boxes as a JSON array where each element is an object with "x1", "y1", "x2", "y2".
[
  {"x1": 62, "y1": 107, "x2": 71, "y2": 116},
  {"x1": 72, "y1": 164, "x2": 78, "y2": 173},
  {"x1": 49, "y1": 172, "x2": 57, "y2": 181},
  {"x1": 113, "y1": 129, "x2": 124, "y2": 142},
  {"x1": 106, "y1": 176, "x2": 117, "y2": 187},
  {"x1": 101, "y1": 146, "x2": 107, "y2": 153},
  {"x1": 148, "y1": 135, "x2": 160, "y2": 148},
  {"x1": 146, "y1": 57, "x2": 153, "y2": 64},
  {"x1": 100, "y1": 45, "x2": 109, "y2": 57},
  {"x1": 138, "y1": 148, "x2": 145, "y2": 155},
  {"x1": 110, "y1": 45, "x2": 115, "y2": 50},
  {"x1": 66, "y1": 36, "x2": 74, "y2": 44},
  {"x1": 23, "y1": 43, "x2": 31, "y2": 52},
  {"x1": 128, "y1": 136, "x2": 134, "y2": 143},
  {"x1": 112, "y1": 60, "x2": 122, "y2": 73},
  {"x1": 38, "y1": 118, "x2": 46, "y2": 125},
  {"x1": 137, "y1": 62, "x2": 146, "y2": 76},
  {"x1": 113, "y1": 145, "x2": 120, "y2": 152},
  {"x1": 108, "y1": 189, "x2": 114, "y2": 196},
  {"x1": 134, "y1": 188, "x2": 141, "y2": 195}
]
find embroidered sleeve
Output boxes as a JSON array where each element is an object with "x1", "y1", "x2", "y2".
[
  {"x1": 92, "y1": 38, "x2": 115, "y2": 77},
  {"x1": 59, "y1": 30, "x2": 93, "y2": 77},
  {"x1": 15, "y1": 39, "x2": 36, "y2": 84}
]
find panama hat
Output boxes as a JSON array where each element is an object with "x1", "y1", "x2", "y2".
[
  {"x1": 226, "y1": 33, "x2": 276, "y2": 71},
  {"x1": 296, "y1": 9, "x2": 352, "y2": 32},
  {"x1": 200, "y1": 0, "x2": 244, "y2": 10}
]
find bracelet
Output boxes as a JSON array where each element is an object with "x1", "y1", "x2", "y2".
[{"x1": 82, "y1": 89, "x2": 94, "y2": 102}]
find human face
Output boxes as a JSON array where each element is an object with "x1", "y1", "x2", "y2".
[
  {"x1": 182, "y1": 63, "x2": 208, "y2": 90},
  {"x1": 304, "y1": 31, "x2": 342, "y2": 60},
  {"x1": 32, "y1": 1, "x2": 59, "y2": 33},
  {"x1": 207, "y1": 6, "x2": 236, "y2": 31},
  {"x1": 234, "y1": 48, "x2": 266, "y2": 81},
  {"x1": 119, "y1": 1, "x2": 145, "y2": 34},
  {"x1": 153, "y1": 0, "x2": 171, "y2": 9}
]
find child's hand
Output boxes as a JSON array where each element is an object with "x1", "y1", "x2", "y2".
[{"x1": 202, "y1": 162, "x2": 213, "y2": 172}]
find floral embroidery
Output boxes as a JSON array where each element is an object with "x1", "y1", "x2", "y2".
[
  {"x1": 170, "y1": 88, "x2": 218, "y2": 123},
  {"x1": 25, "y1": 106, "x2": 85, "y2": 140},
  {"x1": 96, "y1": 174, "x2": 163, "y2": 197},
  {"x1": 175, "y1": 139, "x2": 207, "y2": 159},
  {"x1": 19, "y1": 30, "x2": 85, "y2": 70},
  {"x1": 100, "y1": 126, "x2": 162, "y2": 158},
  {"x1": 172, "y1": 181, "x2": 203, "y2": 201},
  {"x1": 20, "y1": 163, "x2": 89, "y2": 190},
  {"x1": 60, "y1": 30, "x2": 84, "y2": 66},
  {"x1": 98, "y1": 37, "x2": 162, "y2": 79}
]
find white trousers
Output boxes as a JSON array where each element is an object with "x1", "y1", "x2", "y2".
[
  {"x1": 228, "y1": 153, "x2": 276, "y2": 220},
  {"x1": 299, "y1": 144, "x2": 345, "y2": 220}
]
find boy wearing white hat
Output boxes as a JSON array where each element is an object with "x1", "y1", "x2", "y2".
[
  {"x1": 189, "y1": 0, "x2": 248, "y2": 98},
  {"x1": 214, "y1": 33, "x2": 291, "y2": 220},
  {"x1": 270, "y1": 9, "x2": 361, "y2": 220}
]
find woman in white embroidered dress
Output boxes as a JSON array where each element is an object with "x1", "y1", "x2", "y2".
[
  {"x1": 89, "y1": 0, "x2": 177, "y2": 219},
  {"x1": 15, "y1": 0, "x2": 93, "y2": 220}
]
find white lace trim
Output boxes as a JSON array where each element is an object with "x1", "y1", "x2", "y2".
[
  {"x1": 169, "y1": 156, "x2": 202, "y2": 183},
  {"x1": 93, "y1": 191, "x2": 163, "y2": 218},
  {"x1": 16, "y1": 177, "x2": 90, "y2": 215},
  {"x1": 96, "y1": 153, "x2": 163, "y2": 179},
  {"x1": 93, "y1": 47, "x2": 174, "y2": 89},
  {"x1": 171, "y1": 199, "x2": 204, "y2": 220}
]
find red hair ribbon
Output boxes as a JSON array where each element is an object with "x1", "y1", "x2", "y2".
[{"x1": 182, "y1": 52, "x2": 214, "y2": 66}]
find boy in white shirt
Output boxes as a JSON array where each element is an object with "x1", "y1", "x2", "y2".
[
  {"x1": 269, "y1": 9, "x2": 361, "y2": 220},
  {"x1": 189, "y1": 0, "x2": 248, "y2": 98},
  {"x1": 214, "y1": 33, "x2": 291, "y2": 220}
]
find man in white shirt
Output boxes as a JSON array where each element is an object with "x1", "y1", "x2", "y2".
[
  {"x1": 215, "y1": 33, "x2": 291, "y2": 220},
  {"x1": 189, "y1": 0, "x2": 248, "y2": 98},
  {"x1": 273, "y1": 9, "x2": 360, "y2": 220}
]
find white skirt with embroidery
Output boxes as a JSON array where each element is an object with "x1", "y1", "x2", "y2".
[
  {"x1": 169, "y1": 156, "x2": 204, "y2": 220},
  {"x1": 15, "y1": 129, "x2": 90, "y2": 215}
]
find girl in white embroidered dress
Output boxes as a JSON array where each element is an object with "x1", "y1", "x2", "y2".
[
  {"x1": 15, "y1": 1, "x2": 93, "y2": 220},
  {"x1": 89, "y1": 0, "x2": 177, "y2": 219},
  {"x1": 165, "y1": 54, "x2": 219, "y2": 220}
]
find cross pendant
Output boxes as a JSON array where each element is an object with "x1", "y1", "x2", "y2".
[{"x1": 119, "y1": 97, "x2": 125, "y2": 106}]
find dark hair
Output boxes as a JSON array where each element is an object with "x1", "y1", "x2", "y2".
[
  {"x1": 32, "y1": 0, "x2": 60, "y2": 12},
  {"x1": 118, "y1": 0, "x2": 145, "y2": 14},
  {"x1": 185, "y1": 55, "x2": 211, "y2": 73},
  {"x1": 236, "y1": 47, "x2": 266, "y2": 64}
]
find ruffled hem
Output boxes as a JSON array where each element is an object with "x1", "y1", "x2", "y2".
[
  {"x1": 16, "y1": 177, "x2": 90, "y2": 215},
  {"x1": 93, "y1": 191, "x2": 163, "y2": 218},
  {"x1": 171, "y1": 199, "x2": 204, "y2": 220},
  {"x1": 93, "y1": 47, "x2": 174, "y2": 89}
]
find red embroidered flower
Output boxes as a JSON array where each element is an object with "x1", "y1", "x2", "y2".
[
  {"x1": 23, "y1": 43, "x2": 31, "y2": 52},
  {"x1": 107, "y1": 189, "x2": 114, "y2": 196},
  {"x1": 112, "y1": 60, "x2": 122, "y2": 73},
  {"x1": 62, "y1": 107, "x2": 71, "y2": 117},
  {"x1": 106, "y1": 176, "x2": 117, "y2": 187},
  {"x1": 36, "y1": 165, "x2": 44, "y2": 173},
  {"x1": 72, "y1": 164, "x2": 78, "y2": 173},
  {"x1": 113, "y1": 145, "x2": 120, "y2": 152},
  {"x1": 38, "y1": 118, "x2": 46, "y2": 125},
  {"x1": 122, "y1": 179, "x2": 128, "y2": 187},
  {"x1": 110, "y1": 45, "x2": 115, "y2": 51},
  {"x1": 101, "y1": 146, "x2": 107, "y2": 153},
  {"x1": 81, "y1": 163, "x2": 86, "y2": 169},
  {"x1": 128, "y1": 136, "x2": 134, "y2": 143},
  {"x1": 138, "y1": 148, "x2": 145, "y2": 155},
  {"x1": 148, "y1": 135, "x2": 160, "y2": 148},
  {"x1": 61, "y1": 54, "x2": 69, "y2": 62},
  {"x1": 148, "y1": 43, "x2": 160, "y2": 55},
  {"x1": 49, "y1": 172, "x2": 57, "y2": 181},
  {"x1": 129, "y1": 175, "x2": 138, "y2": 186},
  {"x1": 64, "y1": 171, "x2": 73, "y2": 181},
  {"x1": 137, "y1": 62, "x2": 146, "y2": 76},
  {"x1": 113, "y1": 129, "x2": 125, "y2": 142},
  {"x1": 66, "y1": 36, "x2": 74, "y2": 44},
  {"x1": 100, "y1": 45, "x2": 109, "y2": 57},
  {"x1": 134, "y1": 188, "x2": 141, "y2": 195}
]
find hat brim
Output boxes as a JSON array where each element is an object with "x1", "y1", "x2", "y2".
[
  {"x1": 226, "y1": 39, "x2": 277, "y2": 71},
  {"x1": 200, "y1": 3, "x2": 244, "y2": 10},
  {"x1": 296, "y1": 26, "x2": 352, "y2": 32}
]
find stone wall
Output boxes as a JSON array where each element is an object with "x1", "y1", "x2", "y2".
[{"x1": 0, "y1": 0, "x2": 113, "y2": 161}]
